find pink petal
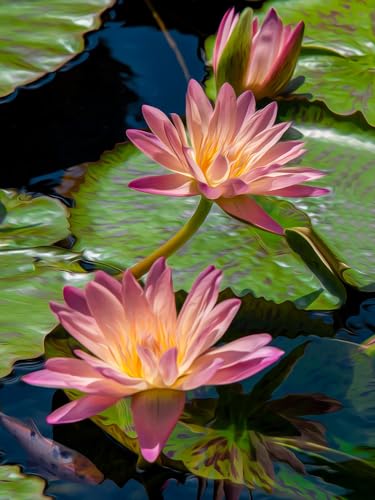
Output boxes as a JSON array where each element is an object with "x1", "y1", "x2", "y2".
[
  {"x1": 129, "y1": 174, "x2": 198, "y2": 197},
  {"x1": 142, "y1": 105, "x2": 175, "y2": 146},
  {"x1": 47, "y1": 395, "x2": 120, "y2": 424},
  {"x1": 131, "y1": 389, "x2": 185, "y2": 462},
  {"x1": 179, "y1": 358, "x2": 224, "y2": 390},
  {"x1": 159, "y1": 347, "x2": 179, "y2": 386},
  {"x1": 126, "y1": 129, "x2": 185, "y2": 174},
  {"x1": 170, "y1": 113, "x2": 188, "y2": 146},
  {"x1": 206, "y1": 154, "x2": 230, "y2": 186},
  {"x1": 63, "y1": 287, "x2": 90, "y2": 316},
  {"x1": 213, "y1": 8, "x2": 238, "y2": 73},
  {"x1": 236, "y1": 101, "x2": 278, "y2": 145},
  {"x1": 121, "y1": 270, "x2": 154, "y2": 332},
  {"x1": 269, "y1": 185, "x2": 330, "y2": 197},
  {"x1": 198, "y1": 181, "x2": 225, "y2": 200},
  {"x1": 217, "y1": 196, "x2": 284, "y2": 234},
  {"x1": 85, "y1": 281, "x2": 127, "y2": 365},
  {"x1": 94, "y1": 271, "x2": 122, "y2": 302},
  {"x1": 250, "y1": 140, "x2": 305, "y2": 168},
  {"x1": 180, "y1": 298, "x2": 241, "y2": 370},
  {"x1": 248, "y1": 167, "x2": 326, "y2": 194},
  {"x1": 186, "y1": 80, "x2": 213, "y2": 152},
  {"x1": 206, "y1": 83, "x2": 237, "y2": 147},
  {"x1": 145, "y1": 258, "x2": 177, "y2": 337},
  {"x1": 246, "y1": 8, "x2": 283, "y2": 86},
  {"x1": 205, "y1": 346, "x2": 284, "y2": 385},
  {"x1": 234, "y1": 90, "x2": 256, "y2": 135},
  {"x1": 50, "y1": 308, "x2": 115, "y2": 364},
  {"x1": 177, "y1": 266, "x2": 222, "y2": 344},
  {"x1": 246, "y1": 122, "x2": 291, "y2": 164}
]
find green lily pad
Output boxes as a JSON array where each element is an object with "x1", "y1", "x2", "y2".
[
  {"x1": 0, "y1": 189, "x2": 70, "y2": 249},
  {"x1": 258, "y1": 0, "x2": 375, "y2": 125},
  {"x1": 0, "y1": 465, "x2": 50, "y2": 499},
  {"x1": 0, "y1": 0, "x2": 116, "y2": 97},
  {"x1": 68, "y1": 119, "x2": 369, "y2": 309},
  {"x1": 0, "y1": 248, "x2": 91, "y2": 378},
  {"x1": 278, "y1": 101, "x2": 375, "y2": 288}
]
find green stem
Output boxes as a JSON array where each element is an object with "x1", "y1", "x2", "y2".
[{"x1": 128, "y1": 197, "x2": 212, "y2": 279}]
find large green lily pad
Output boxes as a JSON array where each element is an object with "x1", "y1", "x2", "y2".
[
  {"x1": 69, "y1": 97, "x2": 374, "y2": 309},
  {"x1": 0, "y1": 248, "x2": 91, "y2": 378},
  {"x1": 0, "y1": 189, "x2": 70, "y2": 249},
  {"x1": 0, "y1": 465, "x2": 50, "y2": 499},
  {"x1": 0, "y1": 0, "x2": 116, "y2": 97},
  {"x1": 69, "y1": 142, "x2": 343, "y2": 309},
  {"x1": 278, "y1": 101, "x2": 375, "y2": 288},
  {"x1": 258, "y1": 0, "x2": 375, "y2": 125}
]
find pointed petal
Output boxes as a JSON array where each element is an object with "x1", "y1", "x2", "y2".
[
  {"x1": 126, "y1": 130, "x2": 182, "y2": 172},
  {"x1": 131, "y1": 390, "x2": 185, "y2": 462},
  {"x1": 269, "y1": 185, "x2": 330, "y2": 197},
  {"x1": 178, "y1": 358, "x2": 224, "y2": 390},
  {"x1": 63, "y1": 287, "x2": 90, "y2": 315},
  {"x1": 47, "y1": 395, "x2": 120, "y2": 424},
  {"x1": 248, "y1": 167, "x2": 326, "y2": 194},
  {"x1": 206, "y1": 154, "x2": 230, "y2": 186},
  {"x1": 94, "y1": 271, "x2": 122, "y2": 301},
  {"x1": 180, "y1": 298, "x2": 241, "y2": 371},
  {"x1": 145, "y1": 259, "x2": 177, "y2": 336},
  {"x1": 186, "y1": 80, "x2": 213, "y2": 153},
  {"x1": 159, "y1": 347, "x2": 179, "y2": 386},
  {"x1": 213, "y1": 8, "x2": 238, "y2": 72},
  {"x1": 217, "y1": 196, "x2": 283, "y2": 234},
  {"x1": 129, "y1": 174, "x2": 198, "y2": 197},
  {"x1": 205, "y1": 346, "x2": 284, "y2": 385},
  {"x1": 250, "y1": 140, "x2": 305, "y2": 168}
]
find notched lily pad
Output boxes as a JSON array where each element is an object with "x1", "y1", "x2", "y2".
[
  {"x1": 0, "y1": 0, "x2": 116, "y2": 97},
  {"x1": 258, "y1": 0, "x2": 375, "y2": 125},
  {"x1": 0, "y1": 189, "x2": 70, "y2": 249}
]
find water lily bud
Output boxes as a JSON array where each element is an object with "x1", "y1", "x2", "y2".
[{"x1": 214, "y1": 7, "x2": 304, "y2": 100}]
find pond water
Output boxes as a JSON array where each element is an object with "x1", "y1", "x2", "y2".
[{"x1": 0, "y1": 0, "x2": 375, "y2": 498}]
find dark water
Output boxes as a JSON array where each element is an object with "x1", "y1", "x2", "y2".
[{"x1": 1, "y1": 0, "x2": 375, "y2": 498}]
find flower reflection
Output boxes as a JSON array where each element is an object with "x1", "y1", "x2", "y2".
[
  {"x1": 127, "y1": 80, "x2": 328, "y2": 234},
  {"x1": 23, "y1": 258, "x2": 282, "y2": 462},
  {"x1": 213, "y1": 8, "x2": 304, "y2": 100}
]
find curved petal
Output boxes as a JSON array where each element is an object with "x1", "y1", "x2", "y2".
[
  {"x1": 94, "y1": 271, "x2": 122, "y2": 302},
  {"x1": 250, "y1": 141, "x2": 306, "y2": 168},
  {"x1": 204, "y1": 346, "x2": 284, "y2": 385},
  {"x1": 217, "y1": 196, "x2": 284, "y2": 234},
  {"x1": 213, "y1": 8, "x2": 238, "y2": 72},
  {"x1": 131, "y1": 389, "x2": 185, "y2": 462},
  {"x1": 145, "y1": 258, "x2": 177, "y2": 335},
  {"x1": 186, "y1": 80, "x2": 213, "y2": 153},
  {"x1": 126, "y1": 130, "x2": 182, "y2": 173},
  {"x1": 177, "y1": 266, "x2": 222, "y2": 346},
  {"x1": 178, "y1": 358, "x2": 224, "y2": 391},
  {"x1": 248, "y1": 167, "x2": 326, "y2": 194},
  {"x1": 129, "y1": 174, "x2": 198, "y2": 197},
  {"x1": 269, "y1": 185, "x2": 330, "y2": 198},
  {"x1": 159, "y1": 347, "x2": 179, "y2": 386},
  {"x1": 47, "y1": 395, "x2": 120, "y2": 424},
  {"x1": 180, "y1": 298, "x2": 241, "y2": 371},
  {"x1": 63, "y1": 287, "x2": 90, "y2": 316}
]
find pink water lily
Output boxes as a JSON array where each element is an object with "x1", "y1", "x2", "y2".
[
  {"x1": 214, "y1": 8, "x2": 304, "y2": 100},
  {"x1": 22, "y1": 259, "x2": 283, "y2": 463},
  {"x1": 127, "y1": 80, "x2": 328, "y2": 234}
]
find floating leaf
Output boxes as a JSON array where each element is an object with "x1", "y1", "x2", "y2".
[
  {"x1": 0, "y1": 249, "x2": 90, "y2": 378},
  {"x1": 0, "y1": 465, "x2": 50, "y2": 499},
  {"x1": 69, "y1": 143, "x2": 341, "y2": 309},
  {"x1": 257, "y1": 0, "x2": 375, "y2": 125},
  {"x1": 0, "y1": 0, "x2": 116, "y2": 97},
  {"x1": 0, "y1": 189, "x2": 70, "y2": 249},
  {"x1": 278, "y1": 101, "x2": 375, "y2": 289}
]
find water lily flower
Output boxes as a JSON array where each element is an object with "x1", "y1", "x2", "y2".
[
  {"x1": 127, "y1": 80, "x2": 328, "y2": 234},
  {"x1": 22, "y1": 259, "x2": 283, "y2": 463},
  {"x1": 213, "y1": 7, "x2": 304, "y2": 100}
]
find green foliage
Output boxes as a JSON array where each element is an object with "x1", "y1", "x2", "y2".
[
  {"x1": 259, "y1": 0, "x2": 375, "y2": 125},
  {"x1": 0, "y1": 0, "x2": 116, "y2": 97},
  {"x1": 0, "y1": 465, "x2": 50, "y2": 499},
  {"x1": 0, "y1": 189, "x2": 70, "y2": 249}
]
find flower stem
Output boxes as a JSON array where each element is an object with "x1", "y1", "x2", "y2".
[{"x1": 128, "y1": 197, "x2": 212, "y2": 279}]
